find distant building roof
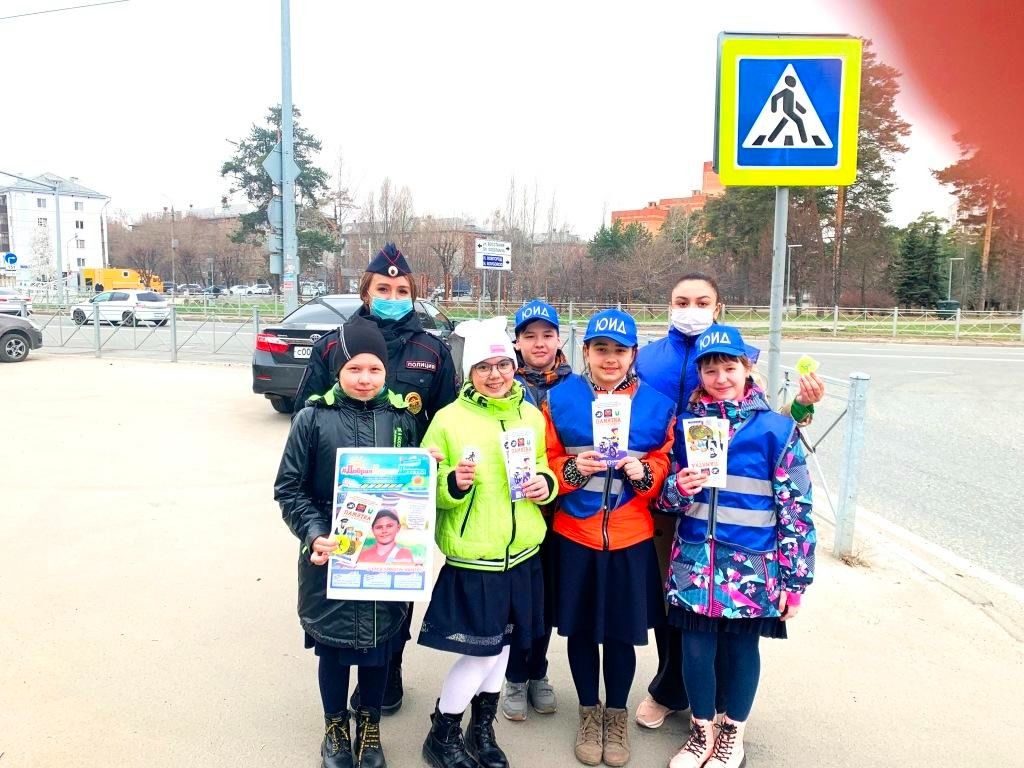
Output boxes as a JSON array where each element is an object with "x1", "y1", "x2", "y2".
[{"x1": 0, "y1": 172, "x2": 108, "y2": 199}]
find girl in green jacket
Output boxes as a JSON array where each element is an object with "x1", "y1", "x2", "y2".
[{"x1": 418, "y1": 317, "x2": 558, "y2": 768}]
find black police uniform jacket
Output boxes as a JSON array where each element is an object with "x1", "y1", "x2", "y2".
[
  {"x1": 294, "y1": 305, "x2": 459, "y2": 435},
  {"x1": 274, "y1": 385, "x2": 419, "y2": 649}
]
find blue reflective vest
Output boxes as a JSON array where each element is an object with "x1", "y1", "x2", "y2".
[
  {"x1": 548, "y1": 374, "x2": 675, "y2": 519},
  {"x1": 677, "y1": 409, "x2": 794, "y2": 552}
]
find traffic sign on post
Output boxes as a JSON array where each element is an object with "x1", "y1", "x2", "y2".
[
  {"x1": 262, "y1": 142, "x2": 301, "y2": 186},
  {"x1": 714, "y1": 34, "x2": 862, "y2": 186},
  {"x1": 3, "y1": 253, "x2": 16, "y2": 266},
  {"x1": 267, "y1": 195, "x2": 283, "y2": 231},
  {"x1": 474, "y1": 239, "x2": 512, "y2": 271}
]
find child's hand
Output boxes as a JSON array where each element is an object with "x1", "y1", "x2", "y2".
[
  {"x1": 795, "y1": 372, "x2": 825, "y2": 406},
  {"x1": 615, "y1": 456, "x2": 646, "y2": 482},
  {"x1": 779, "y1": 592, "x2": 801, "y2": 621},
  {"x1": 574, "y1": 450, "x2": 607, "y2": 477},
  {"x1": 522, "y1": 475, "x2": 550, "y2": 501},
  {"x1": 675, "y1": 467, "x2": 709, "y2": 497},
  {"x1": 454, "y1": 460, "x2": 477, "y2": 491},
  {"x1": 427, "y1": 447, "x2": 445, "y2": 464},
  {"x1": 309, "y1": 536, "x2": 335, "y2": 566}
]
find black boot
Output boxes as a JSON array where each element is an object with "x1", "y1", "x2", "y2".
[
  {"x1": 353, "y1": 707, "x2": 386, "y2": 768},
  {"x1": 466, "y1": 692, "x2": 509, "y2": 768},
  {"x1": 321, "y1": 711, "x2": 354, "y2": 768},
  {"x1": 350, "y1": 665, "x2": 403, "y2": 716},
  {"x1": 422, "y1": 701, "x2": 478, "y2": 768}
]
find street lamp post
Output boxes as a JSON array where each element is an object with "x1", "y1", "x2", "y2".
[
  {"x1": 785, "y1": 244, "x2": 802, "y2": 312},
  {"x1": 948, "y1": 257, "x2": 965, "y2": 301}
]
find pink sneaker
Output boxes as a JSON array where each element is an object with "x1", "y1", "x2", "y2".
[{"x1": 634, "y1": 694, "x2": 675, "y2": 729}]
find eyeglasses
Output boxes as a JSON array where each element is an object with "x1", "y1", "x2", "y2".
[{"x1": 471, "y1": 359, "x2": 515, "y2": 376}]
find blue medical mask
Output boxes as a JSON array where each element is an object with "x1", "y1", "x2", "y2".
[{"x1": 370, "y1": 297, "x2": 413, "y2": 321}]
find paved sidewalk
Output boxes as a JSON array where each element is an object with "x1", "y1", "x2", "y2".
[{"x1": 2, "y1": 354, "x2": 1021, "y2": 767}]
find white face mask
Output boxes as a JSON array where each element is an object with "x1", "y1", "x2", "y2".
[{"x1": 670, "y1": 307, "x2": 715, "y2": 336}]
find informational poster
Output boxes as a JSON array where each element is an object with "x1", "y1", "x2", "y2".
[
  {"x1": 326, "y1": 448, "x2": 436, "y2": 602},
  {"x1": 592, "y1": 394, "x2": 631, "y2": 465},
  {"x1": 681, "y1": 417, "x2": 730, "y2": 488}
]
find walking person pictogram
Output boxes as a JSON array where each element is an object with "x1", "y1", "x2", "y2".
[{"x1": 767, "y1": 75, "x2": 808, "y2": 145}]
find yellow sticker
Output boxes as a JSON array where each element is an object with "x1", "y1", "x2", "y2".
[
  {"x1": 795, "y1": 355, "x2": 820, "y2": 375},
  {"x1": 333, "y1": 535, "x2": 350, "y2": 555}
]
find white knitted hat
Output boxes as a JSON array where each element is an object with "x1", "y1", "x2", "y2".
[{"x1": 455, "y1": 316, "x2": 516, "y2": 378}]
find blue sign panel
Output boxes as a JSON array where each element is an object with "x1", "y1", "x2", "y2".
[
  {"x1": 735, "y1": 57, "x2": 843, "y2": 170},
  {"x1": 3, "y1": 253, "x2": 16, "y2": 266}
]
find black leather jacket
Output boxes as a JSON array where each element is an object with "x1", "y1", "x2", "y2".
[{"x1": 274, "y1": 386, "x2": 419, "y2": 649}]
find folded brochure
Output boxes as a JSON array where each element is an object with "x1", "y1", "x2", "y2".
[
  {"x1": 592, "y1": 394, "x2": 630, "y2": 466},
  {"x1": 681, "y1": 417, "x2": 729, "y2": 489}
]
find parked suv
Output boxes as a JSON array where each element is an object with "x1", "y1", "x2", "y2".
[
  {"x1": 0, "y1": 314, "x2": 43, "y2": 362},
  {"x1": 248, "y1": 283, "x2": 272, "y2": 295},
  {"x1": 252, "y1": 294, "x2": 455, "y2": 413}
]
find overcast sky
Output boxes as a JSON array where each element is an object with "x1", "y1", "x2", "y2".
[{"x1": 2, "y1": 0, "x2": 958, "y2": 234}]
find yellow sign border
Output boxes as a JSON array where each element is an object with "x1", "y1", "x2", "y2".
[{"x1": 716, "y1": 35, "x2": 862, "y2": 186}]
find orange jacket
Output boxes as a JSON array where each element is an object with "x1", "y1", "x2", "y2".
[{"x1": 544, "y1": 380, "x2": 674, "y2": 551}]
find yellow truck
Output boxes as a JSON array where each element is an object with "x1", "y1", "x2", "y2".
[{"x1": 82, "y1": 268, "x2": 164, "y2": 294}]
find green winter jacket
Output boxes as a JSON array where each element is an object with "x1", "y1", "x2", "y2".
[{"x1": 421, "y1": 381, "x2": 557, "y2": 571}]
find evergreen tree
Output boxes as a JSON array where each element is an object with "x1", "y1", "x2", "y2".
[{"x1": 894, "y1": 214, "x2": 945, "y2": 307}]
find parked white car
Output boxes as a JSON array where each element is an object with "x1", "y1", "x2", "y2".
[
  {"x1": 248, "y1": 283, "x2": 272, "y2": 295},
  {"x1": 228, "y1": 284, "x2": 249, "y2": 295},
  {"x1": 70, "y1": 290, "x2": 171, "y2": 326},
  {"x1": 0, "y1": 287, "x2": 33, "y2": 315}
]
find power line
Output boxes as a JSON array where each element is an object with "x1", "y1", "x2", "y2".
[{"x1": 0, "y1": 0, "x2": 130, "y2": 22}]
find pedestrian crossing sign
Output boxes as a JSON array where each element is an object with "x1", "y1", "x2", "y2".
[{"x1": 714, "y1": 34, "x2": 862, "y2": 186}]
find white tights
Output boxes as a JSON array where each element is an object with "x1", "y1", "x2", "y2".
[{"x1": 438, "y1": 645, "x2": 511, "y2": 715}]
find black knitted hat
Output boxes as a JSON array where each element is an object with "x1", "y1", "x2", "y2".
[{"x1": 331, "y1": 317, "x2": 389, "y2": 377}]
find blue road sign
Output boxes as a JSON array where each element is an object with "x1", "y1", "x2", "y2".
[
  {"x1": 3, "y1": 253, "x2": 16, "y2": 266},
  {"x1": 715, "y1": 35, "x2": 862, "y2": 186},
  {"x1": 482, "y1": 255, "x2": 505, "y2": 268}
]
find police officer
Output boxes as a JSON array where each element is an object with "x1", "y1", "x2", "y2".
[{"x1": 294, "y1": 242, "x2": 459, "y2": 716}]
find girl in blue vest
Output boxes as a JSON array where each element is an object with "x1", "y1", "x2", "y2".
[
  {"x1": 635, "y1": 272, "x2": 824, "y2": 730},
  {"x1": 656, "y1": 324, "x2": 815, "y2": 768},
  {"x1": 543, "y1": 309, "x2": 675, "y2": 767}
]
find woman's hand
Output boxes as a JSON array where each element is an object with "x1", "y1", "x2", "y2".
[
  {"x1": 795, "y1": 372, "x2": 825, "y2": 406},
  {"x1": 454, "y1": 460, "x2": 477, "y2": 491},
  {"x1": 574, "y1": 450, "x2": 608, "y2": 477},
  {"x1": 779, "y1": 591, "x2": 801, "y2": 621},
  {"x1": 309, "y1": 536, "x2": 336, "y2": 566},
  {"x1": 427, "y1": 447, "x2": 445, "y2": 464},
  {"x1": 522, "y1": 474, "x2": 550, "y2": 501},
  {"x1": 675, "y1": 467, "x2": 709, "y2": 497},
  {"x1": 615, "y1": 456, "x2": 646, "y2": 482}
]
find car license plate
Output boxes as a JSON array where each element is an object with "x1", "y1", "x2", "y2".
[{"x1": 293, "y1": 346, "x2": 312, "y2": 359}]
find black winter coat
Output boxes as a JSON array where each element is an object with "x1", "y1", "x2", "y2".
[
  {"x1": 274, "y1": 386, "x2": 419, "y2": 649},
  {"x1": 293, "y1": 306, "x2": 459, "y2": 435}
]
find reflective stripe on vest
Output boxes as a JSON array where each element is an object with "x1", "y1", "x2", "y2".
[{"x1": 549, "y1": 374, "x2": 674, "y2": 519}]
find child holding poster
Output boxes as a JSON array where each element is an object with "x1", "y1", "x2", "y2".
[
  {"x1": 418, "y1": 316, "x2": 557, "y2": 768},
  {"x1": 275, "y1": 317, "x2": 419, "y2": 768},
  {"x1": 655, "y1": 324, "x2": 816, "y2": 768}
]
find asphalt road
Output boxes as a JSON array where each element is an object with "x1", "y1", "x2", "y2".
[{"x1": 759, "y1": 339, "x2": 1024, "y2": 588}]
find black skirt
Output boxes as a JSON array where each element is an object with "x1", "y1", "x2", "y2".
[
  {"x1": 553, "y1": 534, "x2": 665, "y2": 646},
  {"x1": 418, "y1": 554, "x2": 545, "y2": 657},
  {"x1": 668, "y1": 605, "x2": 788, "y2": 640}
]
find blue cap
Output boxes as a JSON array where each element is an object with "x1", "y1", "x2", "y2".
[
  {"x1": 694, "y1": 324, "x2": 748, "y2": 361},
  {"x1": 514, "y1": 299, "x2": 559, "y2": 335},
  {"x1": 584, "y1": 309, "x2": 638, "y2": 347}
]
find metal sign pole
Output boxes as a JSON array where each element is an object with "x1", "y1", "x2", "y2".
[
  {"x1": 767, "y1": 186, "x2": 789, "y2": 409},
  {"x1": 280, "y1": 0, "x2": 298, "y2": 315}
]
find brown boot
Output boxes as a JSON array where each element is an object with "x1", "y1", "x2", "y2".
[
  {"x1": 574, "y1": 703, "x2": 604, "y2": 766},
  {"x1": 602, "y1": 707, "x2": 630, "y2": 766}
]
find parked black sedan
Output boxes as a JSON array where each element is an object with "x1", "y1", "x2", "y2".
[{"x1": 252, "y1": 294, "x2": 455, "y2": 413}]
